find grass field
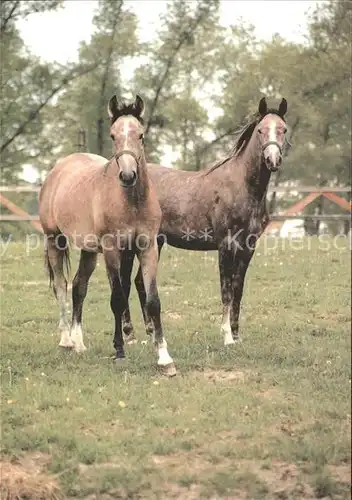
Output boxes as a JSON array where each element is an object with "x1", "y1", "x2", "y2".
[{"x1": 1, "y1": 236, "x2": 351, "y2": 499}]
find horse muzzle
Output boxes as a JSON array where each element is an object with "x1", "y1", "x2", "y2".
[
  {"x1": 115, "y1": 150, "x2": 139, "y2": 188},
  {"x1": 263, "y1": 142, "x2": 282, "y2": 172},
  {"x1": 119, "y1": 169, "x2": 137, "y2": 187}
]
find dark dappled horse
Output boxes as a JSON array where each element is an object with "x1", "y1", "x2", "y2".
[
  {"x1": 39, "y1": 95, "x2": 176, "y2": 376},
  {"x1": 122, "y1": 97, "x2": 289, "y2": 347}
]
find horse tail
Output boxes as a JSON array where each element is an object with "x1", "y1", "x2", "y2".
[
  {"x1": 44, "y1": 234, "x2": 71, "y2": 297},
  {"x1": 44, "y1": 239, "x2": 55, "y2": 293},
  {"x1": 58, "y1": 234, "x2": 71, "y2": 283}
]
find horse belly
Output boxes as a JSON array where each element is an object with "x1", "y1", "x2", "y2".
[
  {"x1": 50, "y1": 190, "x2": 100, "y2": 251},
  {"x1": 69, "y1": 233, "x2": 101, "y2": 252},
  {"x1": 162, "y1": 232, "x2": 217, "y2": 251}
]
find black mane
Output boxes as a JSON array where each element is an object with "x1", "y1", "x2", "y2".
[
  {"x1": 232, "y1": 109, "x2": 287, "y2": 157},
  {"x1": 204, "y1": 109, "x2": 287, "y2": 176}
]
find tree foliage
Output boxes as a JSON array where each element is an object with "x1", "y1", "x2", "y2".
[
  {"x1": 45, "y1": 0, "x2": 139, "y2": 160},
  {"x1": 1, "y1": 0, "x2": 351, "y2": 195},
  {"x1": 0, "y1": 0, "x2": 98, "y2": 182}
]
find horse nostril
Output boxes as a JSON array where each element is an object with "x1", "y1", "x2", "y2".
[
  {"x1": 265, "y1": 156, "x2": 273, "y2": 168},
  {"x1": 119, "y1": 171, "x2": 137, "y2": 186}
]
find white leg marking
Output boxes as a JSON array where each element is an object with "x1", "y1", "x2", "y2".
[
  {"x1": 157, "y1": 340, "x2": 173, "y2": 366},
  {"x1": 59, "y1": 328, "x2": 73, "y2": 348},
  {"x1": 71, "y1": 321, "x2": 87, "y2": 353},
  {"x1": 57, "y1": 287, "x2": 74, "y2": 348},
  {"x1": 221, "y1": 306, "x2": 235, "y2": 346}
]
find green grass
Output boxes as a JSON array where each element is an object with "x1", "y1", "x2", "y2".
[{"x1": 1, "y1": 236, "x2": 351, "y2": 499}]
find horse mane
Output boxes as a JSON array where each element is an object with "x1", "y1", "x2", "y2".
[
  {"x1": 203, "y1": 108, "x2": 287, "y2": 176},
  {"x1": 110, "y1": 103, "x2": 144, "y2": 126}
]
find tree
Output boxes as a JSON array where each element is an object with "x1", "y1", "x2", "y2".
[
  {"x1": 203, "y1": 0, "x2": 351, "y2": 201},
  {"x1": 47, "y1": 0, "x2": 139, "y2": 161},
  {"x1": 131, "y1": 0, "x2": 223, "y2": 165},
  {"x1": 0, "y1": 0, "x2": 62, "y2": 34},
  {"x1": 0, "y1": 0, "x2": 98, "y2": 183},
  {"x1": 162, "y1": 91, "x2": 209, "y2": 170},
  {"x1": 299, "y1": 1, "x2": 351, "y2": 233}
]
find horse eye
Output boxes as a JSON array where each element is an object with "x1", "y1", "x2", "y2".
[
  {"x1": 139, "y1": 133, "x2": 144, "y2": 140},
  {"x1": 283, "y1": 127, "x2": 287, "y2": 134},
  {"x1": 258, "y1": 128, "x2": 262, "y2": 134}
]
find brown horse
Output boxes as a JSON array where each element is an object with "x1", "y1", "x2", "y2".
[
  {"x1": 122, "y1": 97, "x2": 289, "y2": 346},
  {"x1": 38, "y1": 95, "x2": 176, "y2": 376}
]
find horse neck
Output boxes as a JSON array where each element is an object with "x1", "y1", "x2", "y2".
[
  {"x1": 135, "y1": 155, "x2": 150, "y2": 200},
  {"x1": 239, "y1": 137, "x2": 271, "y2": 203}
]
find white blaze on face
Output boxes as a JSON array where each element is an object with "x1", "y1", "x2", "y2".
[
  {"x1": 265, "y1": 119, "x2": 280, "y2": 159},
  {"x1": 268, "y1": 119, "x2": 277, "y2": 141},
  {"x1": 121, "y1": 116, "x2": 141, "y2": 150},
  {"x1": 123, "y1": 118, "x2": 131, "y2": 150}
]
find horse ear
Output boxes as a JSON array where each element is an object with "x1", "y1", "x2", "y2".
[
  {"x1": 258, "y1": 97, "x2": 267, "y2": 116},
  {"x1": 107, "y1": 95, "x2": 119, "y2": 119},
  {"x1": 278, "y1": 98, "x2": 288, "y2": 117},
  {"x1": 134, "y1": 94, "x2": 145, "y2": 118}
]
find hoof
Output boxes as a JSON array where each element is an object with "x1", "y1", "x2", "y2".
[
  {"x1": 114, "y1": 356, "x2": 126, "y2": 365},
  {"x1": 224, "y1": 337, "x2": 242, "y2": 346},
  {"x1": 59, "y1": 339, "x2": 74, "y2": 349},
  {"x1": 123, "y1": 323, "x2": 134, "y2": 336},
  {"x1": 126, "y1": 336, "x2": 138, "y2": 345},
  {"x1": 74, "y1": 344, "x2": 87, "y2": 354},
  {"x1": 224, "y1": 337, "x2": 235, "y2": 346},
  {"x1": 159, "y1": 362, "x2": 177, "y2": 377}
]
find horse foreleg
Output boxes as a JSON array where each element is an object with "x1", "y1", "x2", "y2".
[
  {"x1": 230, "y1": 251, "x2": 253, "y2": 342},
  {"x1": 71, "y1": 251, "x2": 97, "y2": 353},
  {"x1": 135, "y1": 239, "x2": 164, "y2": 338},
  {"x1": 218, "y1": 239, "x2": 237, "y2": 346},
  {"x1": 104, "y1": 249, "x2": 127, "y2": 360},
  {"x1": 138, "y1": 244, "x2": 176, "y2": 377}
]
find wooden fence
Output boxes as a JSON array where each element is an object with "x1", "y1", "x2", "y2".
[{"x1": 0, "y1": 185, "x2": 351, "y2": 234}]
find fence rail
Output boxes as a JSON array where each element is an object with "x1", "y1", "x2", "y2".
[
  {"x1": 0, "y1": 185, "x2": 350, "y2": 232},
  {"x1": 0, "y1": 215, "x2": 41, "y2": 221}
]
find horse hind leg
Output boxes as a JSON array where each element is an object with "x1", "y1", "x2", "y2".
[
  {"x1": 45, "y1": 234, "x2": 73, "y2": 348},
  {"x1": 218, "y1": 241, "x2": 236, "y2": 346},
  {"x1": 120, "y1": 250, "x2": 137, "y2": 344},
  {"x1": 71, "y1": 250, "x2": 97, "y2": 353},
  {"x1": 134, "y1": 239, "x2": 164, "y2": 340}
]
